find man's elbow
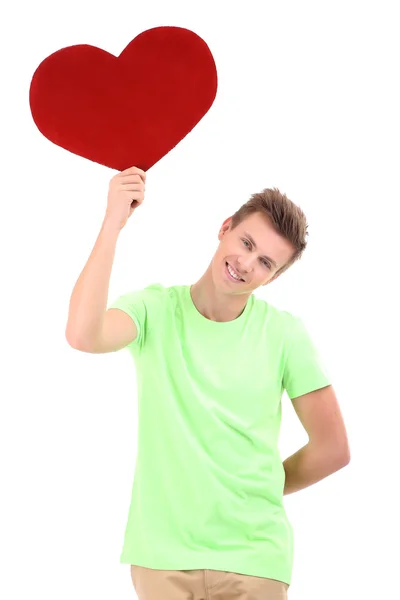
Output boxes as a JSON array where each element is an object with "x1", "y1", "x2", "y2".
[
  {"x1": 340, "y1": 446, "x2": 351, "y2": 467},
  {"x1": 332, "y1": 442, "x2": 351, "y2": 470},
  {"x1": 312, "y1": 437, "x2": 351, "y2": 472}
]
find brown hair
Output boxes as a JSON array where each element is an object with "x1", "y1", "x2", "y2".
[{"x1": 229, "y1": 188, "x2": 309, "y2": 276}]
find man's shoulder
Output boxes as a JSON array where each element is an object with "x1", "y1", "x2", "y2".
[
  {"x1": 252, "y1": 294, "x2": 297, "y2": 325},
  {"x1": 141, "y1": 282, "x2": 186, "y2": 296},
  {"x1": 127, "y1": 282, "x2": 187, "y2": 307}
]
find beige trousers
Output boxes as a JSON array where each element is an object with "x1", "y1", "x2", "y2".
[{"x1": 131, "y1": 565, "x2": 289, "y2": 599}]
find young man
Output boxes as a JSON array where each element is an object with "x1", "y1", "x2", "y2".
[{"x1": 66, "y1": 166, "x2": 350, "y2": 599}]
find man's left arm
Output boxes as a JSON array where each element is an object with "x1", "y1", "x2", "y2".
[{"x1": 283, "y1": 384, "x2": 351, "y2": 495}]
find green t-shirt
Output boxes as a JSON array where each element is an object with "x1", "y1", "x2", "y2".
[{"x1": 109, "y1": 283, "x2": 330, "y2": 585}]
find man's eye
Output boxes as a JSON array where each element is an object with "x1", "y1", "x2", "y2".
[{"x1": 242, "y1": 239, "x2": 250, "y2": 248}]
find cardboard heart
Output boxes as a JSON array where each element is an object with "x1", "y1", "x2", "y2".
[{"x1": 29, "y1": 26, "x2": 218, "y2": 171}]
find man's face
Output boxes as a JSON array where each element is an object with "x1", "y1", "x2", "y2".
[{"x1": 211, "y1": 212, "x2": 295, "y2": 294}]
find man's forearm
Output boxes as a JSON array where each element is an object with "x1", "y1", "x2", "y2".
[
  {"x1": 283, "y1": 441, "x2": 350, "y2": 495},
  {"x1": 65, "y1": 220, "x2": 120, "y2": 347}
]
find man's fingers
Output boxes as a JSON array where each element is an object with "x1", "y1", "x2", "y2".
[
  {"x1": 119, "y1": 183, "x2": 143, "y2": 192},
  {"x1": 120, "y1": 166, "x2": 146, "y2": 181}
]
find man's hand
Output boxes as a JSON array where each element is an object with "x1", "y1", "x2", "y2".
[{"x1": 103, "y1": 166, "x2": 146, "y2": 231}]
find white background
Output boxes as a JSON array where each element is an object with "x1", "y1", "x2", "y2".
[{"x1": 1, "y1": 1, "x2": 399, "y2": 599}]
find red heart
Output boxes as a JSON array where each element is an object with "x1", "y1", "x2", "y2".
[{"x1": 29, "y1": 26, "x2": 218, "y2": 171}]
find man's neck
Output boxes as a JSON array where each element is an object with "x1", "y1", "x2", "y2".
[{"x1": 190, "y1": 265, "x2": 250, "y2": 323}]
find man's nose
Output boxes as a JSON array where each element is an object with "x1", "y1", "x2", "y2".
[{"x1": 237, "y1": 256, "x2": 254, "y2": 272}]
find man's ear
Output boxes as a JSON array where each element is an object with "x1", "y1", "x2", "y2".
[{"x1": 218, "y1": 216, "x2": 232, "y2": 240}]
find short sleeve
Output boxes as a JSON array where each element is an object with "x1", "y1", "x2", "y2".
[
  {"x1": 108, "y1": 289, "x2": 148, "y2": 351},
  {"x1": 283, "y1": 315, "x2": 331, "y2": 399},
  {"x1": 108, "y1": 283, "x2": 166, "y2": 352}
]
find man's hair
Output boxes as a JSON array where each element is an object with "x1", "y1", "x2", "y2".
[{"x1": 229, "y1": 188, "x2": 309, "y2": 276}]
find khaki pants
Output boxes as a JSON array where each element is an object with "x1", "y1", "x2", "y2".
[{"x1": 131, "y1": 566, "x2": 289, "y2": 599}]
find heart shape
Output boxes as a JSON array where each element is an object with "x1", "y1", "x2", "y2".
[{"x1": 29, "y1": 26, "x2": 218, "y2": 171}]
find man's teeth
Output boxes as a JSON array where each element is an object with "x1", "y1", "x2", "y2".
[{"x1": 227, "y1": 264, "x2": 242, "y2": 281}]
